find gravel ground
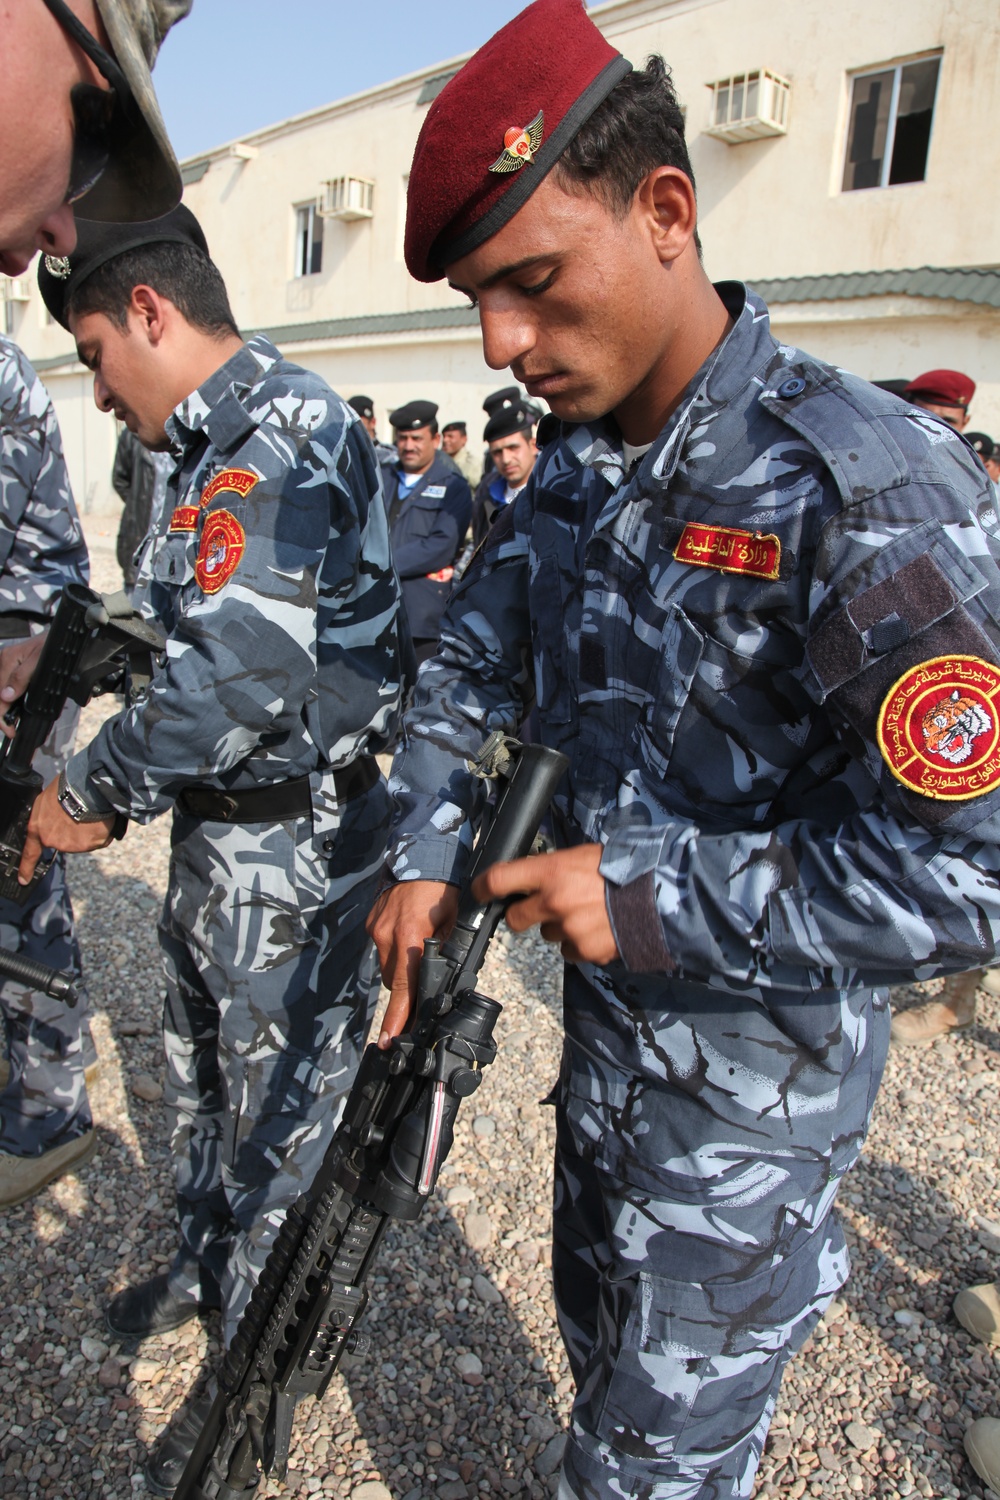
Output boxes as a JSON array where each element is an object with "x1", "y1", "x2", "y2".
[{"x1": 1, "y1": 524, "x2": 999, "y2": 1500}]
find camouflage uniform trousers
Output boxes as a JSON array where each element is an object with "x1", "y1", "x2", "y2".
[
  {"x1": 159, "y1": 773, "x2": 390, "y2": 1344},
  {"x1": 552, "y1": 967, "x2": 890, "y2": 1499},
  {"x1": 0, "y1": 695, "x2": 95, "y2": 1157}
]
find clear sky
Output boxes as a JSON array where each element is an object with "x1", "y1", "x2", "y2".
[{"x1": 154, "y1": 0, "x2": 530, "y2": 161}]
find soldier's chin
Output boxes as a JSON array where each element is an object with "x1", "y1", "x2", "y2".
[
  {"x1": 543, "y1": 388, "x2": 611, "y2": 424},
  {"x1": 143, "y1": 426, "x2": 173, "y2": 453}
]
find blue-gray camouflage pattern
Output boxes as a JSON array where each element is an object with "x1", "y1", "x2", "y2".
[
  {"x1": 386, "y1": 284, "x2": 1000, "y2": 1495},
  {"x1": 0, "y1": 337, "x2": 92, "y2": 1158},
  {"x1": 64, "y1": 335, "x2": 404, "y2": 1334},
  {"x1": 0, "y1": 335, "x2": 89, "y2": 619},
  {"x1": 67, "y1": 334, "x2": 404, "y2": 818},
  {"x1": 161, "y1": 772, "x2": 391, "y2": 1343}
]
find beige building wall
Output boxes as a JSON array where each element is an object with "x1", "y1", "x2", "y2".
[{"x1": 5, "y1": 0, "x2": 998, "y2": 518}]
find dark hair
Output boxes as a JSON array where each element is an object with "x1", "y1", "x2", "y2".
[
  {"x1": 67, "y1": 242, "x2": 239, "y2": 339},
  {"x1": 556, "y1": 55, "x2": 698, "y2": 221}
]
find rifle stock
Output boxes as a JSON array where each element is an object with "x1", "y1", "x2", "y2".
[{"x1": 174, "y1": 736, "x2": 568, "y2": 1499}]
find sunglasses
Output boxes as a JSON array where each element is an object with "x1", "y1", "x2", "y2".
[{"x1": 39, "y1": 0, "x2": 136, "y2": 205}]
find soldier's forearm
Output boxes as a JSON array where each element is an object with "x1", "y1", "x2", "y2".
[{"x1": 600, "y1": 811, "x2": 1000, "y2": 991}]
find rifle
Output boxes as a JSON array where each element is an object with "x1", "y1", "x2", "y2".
[
  {"x1": 0, "y1": 946, "x2": 79, "y2": 1003},
  {"x1": 0, "y1": 583, "x2": 164, "y2": 903},
  {"x1": 175, "y1": 732, "x2": 569, "y2": 1499}
]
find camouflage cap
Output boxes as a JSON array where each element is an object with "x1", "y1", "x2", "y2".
[
  {"x1": 92, "y1": 0, "x2": 191, "y2": 219},
  {"x1": 44, "y1": 0, "x2": 191, "y2": 222}
]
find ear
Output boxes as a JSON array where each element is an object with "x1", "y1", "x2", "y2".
[
  {"x1": 129, "y1": 284, "x2": 168, "y2": 347},
  {"x1": 635, "y1": 166, "x2": 698, "y2": 266}
]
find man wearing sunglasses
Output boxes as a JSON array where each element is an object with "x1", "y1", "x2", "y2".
[{"x1": 0, "y1": 0, "x2": 190, "y2": 276}]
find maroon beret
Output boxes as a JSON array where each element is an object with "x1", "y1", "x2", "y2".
[
  {"x1": 904, "y1": 368, "x2": 976, "y2": 408},
  {"x1": 405, "y1": 0, "x2": 632, "y2": 283}
]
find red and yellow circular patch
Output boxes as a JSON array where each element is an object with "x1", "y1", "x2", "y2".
[
  {"x1": 877, "y1": 655, "x2": 1000, "y2": 800},
  {"x1": 195, "y1": 509, "x2": 245, "y2": 594}
]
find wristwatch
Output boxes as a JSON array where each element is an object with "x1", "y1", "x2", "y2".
[{"x1": 57, "y1": 770, "x2": 113, "y2": 824}]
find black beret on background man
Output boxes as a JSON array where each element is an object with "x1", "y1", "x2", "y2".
[
  {"x1": 472, "y1": 401, "x2": 537, "y2": 547},
  {"x1": 381, "y1": 400, "x2": 471, "y2": 663}
]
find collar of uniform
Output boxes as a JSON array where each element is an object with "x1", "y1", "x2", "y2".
[
  {"x1": 167, "y1": 334, "x2": 281, "y2": 450},
  {"x1": 396, "y1": 452, "x2": 450, "y2": 487},
  {"x1": 561, "y1": 281, "x2": 775, "y2": 489}
]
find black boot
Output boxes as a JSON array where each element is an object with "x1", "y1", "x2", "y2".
[
  {"x1": 144, "y1": 1383, "x2": 216, "y2": 1497},
  {"x1": 105, "y1": 1272, "x2": 220, "y2": 1339}
]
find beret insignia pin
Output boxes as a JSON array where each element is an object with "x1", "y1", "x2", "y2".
[
  {"x1": 489, "y1": 110, "x2": 544, "y2": 174},
  {"x1": 44, "y1": 256, "x2": 72, "y2": 280}
]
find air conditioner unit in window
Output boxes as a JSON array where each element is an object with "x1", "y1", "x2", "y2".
[
  {"x1": 0, "y1": 275, "x2": 30, "y2": 303},
  {"x1": 704, "y1": 69, "x2": 790, "y2": 143},
  {"x1": 317, "y1": 176, "x2": 375, "y2": 221}
]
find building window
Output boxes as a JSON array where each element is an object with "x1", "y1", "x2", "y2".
[
  {"x1": 842, "y1": 54, "x2": 941, "y2": 192},
  {"x1": 0, "y1": 276, "x2": 29, "y2": 336},
  {"x1": 294, "y1": 203, "x2": 323, "y2": 277}
]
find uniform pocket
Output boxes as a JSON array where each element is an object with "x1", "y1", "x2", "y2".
[
  {"x1": 223, "y1": 1051, "x2": 325, "y2": 1181},
  {"x1": 530, "y1": 553, "x2": 573, "y2": 723},
  {"x1": 147, "y1": 529, "x2": 196, "y2": 588},
  {"x1": 635, "y1": 605, "x2": 704, "y2": 778},
  {"x1": 596, "y1": 1245, "x2": 825, "y2": 1461}
]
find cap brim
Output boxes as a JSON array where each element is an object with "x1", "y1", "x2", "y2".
[{"x1": 77, "y1": 0, "x2": 182, "y2": 221}]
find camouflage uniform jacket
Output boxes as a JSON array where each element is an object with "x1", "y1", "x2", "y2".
[
  {"x1": 67, "y1": 335, "x2": 404, "y2": 820},
  {"x1": 389, "y1": 283, "x2": 1000, "y2": 997},
  {"x1": 0, "y1": 335, "x2": 89, "y2": 616}
]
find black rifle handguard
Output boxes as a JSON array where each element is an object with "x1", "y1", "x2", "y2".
[{"x1": 0, "y1": 584, "x2": 164, "y2": 904}]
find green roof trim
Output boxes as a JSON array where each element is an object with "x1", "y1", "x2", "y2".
[
  {"x1": 750, "y1": 264, "x2": 1000, "y2": 309},
  {"x1": 416, "y1": 70, "x2": 459, "y2": 105},
  {"x1": 27, "y1": 266, "x2": 1000, "y2": 375},
  {"x1": 180, "y1": 159, "x2": 210, "y2": 185},
  {"x1": 254, "y1": 304, "x2": 481, "y2": 344},
  {"x1": 257, "y1": 266, "x2": 1000, "y2": 345}
]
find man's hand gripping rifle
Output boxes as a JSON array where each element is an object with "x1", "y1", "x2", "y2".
[
  {"x1": 174, "y1": 734, "x2": 569, "y2": 1500},
  {"x1": 0, "y1": 582, "x2": 164, "y2": 912}
]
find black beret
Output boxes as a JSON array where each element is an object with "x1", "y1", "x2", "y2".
[
  {"x1": 348, "y1": 395, "x2": 375, "y2": 420},
  {"x1": 38, "y1": 202, "x2": 209, "y2": 330},
  {"x1": 871, "y1": 378, "x2": 911, "y2": 397},
  {"x1": 967, "y1": 431, "x2": 996, "y2": 462},
  {"x1": 441, "y1": 420, "x2": 467, "y2": 435},
  {"x1": 483, "y1": 385, "x2": 522, "y2": 417},
  {"x1": 389, "y1": 399, "x2": 439, "y2": 432},
  {"x1": 484, "y1": 404, "x2": 534, "y2": 443}
]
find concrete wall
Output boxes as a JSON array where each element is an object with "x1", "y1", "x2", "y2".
[
  {"x1": 768, "y1": 299, "x2": 1000, "y2": 438},
  {"x1": 601, "y1": 0, "x2": 998, "y2": 284},
  {"x1": 38, "y1": 366, "x2": 119, "y2": 519}
]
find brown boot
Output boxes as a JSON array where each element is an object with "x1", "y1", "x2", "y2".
[
  {"x1": 965, "y1": 1416, "x2": 1000, "y2": 1492},
  {"x1": 0, "y1": 1130, "x2": 97, "y2": 1207},
  {"x1": 890, "y1": 971, "x2": 980, "y2": 1046},
  {"x1": 955, "y1": 1282, "x2": 1000, "y2": 1346}
]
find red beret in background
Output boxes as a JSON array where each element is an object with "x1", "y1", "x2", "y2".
[
  {"x1": 904, "y1": 369, "x2": 976, "y2": 407},
  {"x1": 405, "y1": 0, "x2": 632, "y2": 283}
]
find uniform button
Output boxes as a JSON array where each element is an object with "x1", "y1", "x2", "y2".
[
  {"x1": 776, "y1": 376, "x2": 807, "y2": 400},
  {"x1": 322, "y1": 838, "x2": 335, "y2": 854}
]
